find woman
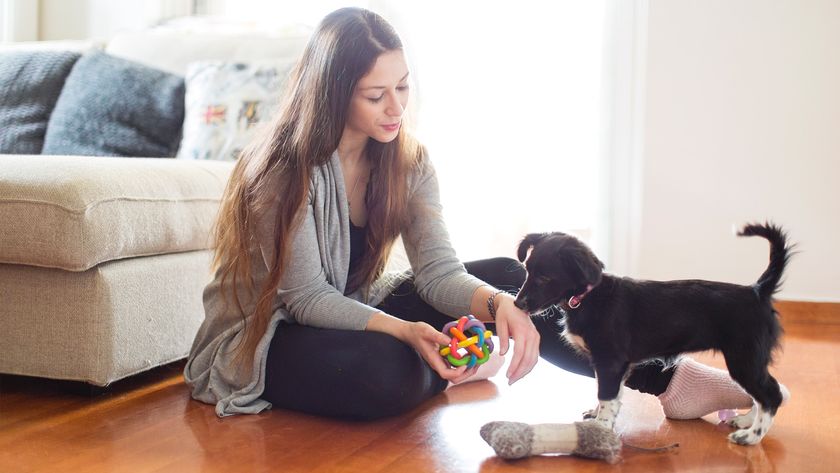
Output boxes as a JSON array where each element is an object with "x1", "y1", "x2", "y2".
[{"x1": 185, "y1": 7, "x2": 764, "y2": 420}]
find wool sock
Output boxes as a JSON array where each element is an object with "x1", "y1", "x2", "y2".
[{"x1": 657, "y1": 357, "x2": 790, "y2": 420}]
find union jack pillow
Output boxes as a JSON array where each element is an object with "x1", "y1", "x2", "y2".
[{"x1": 176, "y1": 60, "x2": 294, "y2": 161}]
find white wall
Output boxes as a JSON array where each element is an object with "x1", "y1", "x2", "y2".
[
  {"x1": 23, "y1": 0, "x2": 839, "y2": 301},
  {"x1": 636, "y1": 0, "x2": 840, "y2": 301},
  {"x1": 38, "y1": 0, "x2": 191, "y2": 41},
  {"x1": 1, "y1": 0, "x2": 38, "y2": 41}
]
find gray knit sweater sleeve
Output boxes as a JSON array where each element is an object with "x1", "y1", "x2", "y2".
[{"x1": 400, "y1": 157, "x2": 486, "y2": 317}]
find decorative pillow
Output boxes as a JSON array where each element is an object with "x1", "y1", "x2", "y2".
[
  {"x1": 0, "y1": 51, "x2": 81, "y2": 154},
  {"x1": 176, "y1": 61, "x2": 294, "y2": 161},
  {"x1": 42, "y1": 51, "x2": 184, "y2": 157}
]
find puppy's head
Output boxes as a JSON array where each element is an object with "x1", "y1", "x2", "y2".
[{"x1": 514, "y1": 232, "x2": 604, "y2": 313}]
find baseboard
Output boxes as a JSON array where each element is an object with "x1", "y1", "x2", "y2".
[{"x1": 775, "y1": 300, "x2": 840, "y2": 325}]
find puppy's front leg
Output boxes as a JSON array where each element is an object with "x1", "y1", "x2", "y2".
[{"x1": 589, "y1": 361, "x2": 630, "y2": 430}]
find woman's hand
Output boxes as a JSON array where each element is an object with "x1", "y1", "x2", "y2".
[
  {"x1": 493, "y1": 293, "x2": 540, "y2": 385},
  {"x1": 398, "y1": 320, "x2": 480, "y2": 384},
  {"x1": 366, "y1": 311, "x2": 477, "y2": 383}
]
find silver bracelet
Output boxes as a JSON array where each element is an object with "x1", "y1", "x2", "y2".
[{"x1": 487, "y1": 289, "x2": 506, "y2": 320}]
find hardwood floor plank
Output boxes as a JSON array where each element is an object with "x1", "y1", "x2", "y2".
[{"x1": 2, "y1": 322, "x2": 839, "y2": 472}]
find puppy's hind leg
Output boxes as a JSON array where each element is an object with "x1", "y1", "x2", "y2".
[
  {"x1": 724, "y1": 353, "x2": 784, "y2": 445},
  {"x1": 588, "y1": 361, "x2": 630, "y2": 430}
]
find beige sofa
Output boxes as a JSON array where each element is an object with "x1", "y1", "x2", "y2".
[
  {"x1": 0, "y1": 156, "x2": 231, "y2": 385},
  {"x1": 0, "y1": 23, "x2": 307, "y2": 385}
]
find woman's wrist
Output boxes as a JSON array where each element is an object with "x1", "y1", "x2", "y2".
[
  {"x1": 496, "y1": 293, "x2": 530, "y2": 320},
  {"x1": 366, "y1": 311, "x2": 409, "y2": 341},
  {"x1": 470, "y1": 285, "x2": 512, "y2": 323},
  {"x1": 487, "y1": 289, "x2": 506, "y2": 320}
]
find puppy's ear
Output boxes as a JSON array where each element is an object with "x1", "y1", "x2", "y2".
[
  {"x1": 572, "y1": 248, "x2": 605, "y2": 286},
  {"x1": 517, "y1": 233, "x2": 545, "y2": 262}
]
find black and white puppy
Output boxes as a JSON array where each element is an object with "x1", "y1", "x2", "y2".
[{"x1": 513, "y1": 223, "x2": 790, "y2": 445}]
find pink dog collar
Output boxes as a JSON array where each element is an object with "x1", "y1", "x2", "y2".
[{"x1": 567, "y1": 284, "x2": 595, "y2": 309}]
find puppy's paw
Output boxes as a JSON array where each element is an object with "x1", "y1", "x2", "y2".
[
  {"x1": 725, "y1": 413, "x2": 755, "y2": 430},
  {"x1": 728, "y1": 407, "x2": 773, "y2": 446},
  {"x1": 590, "y1": 399, "x2": 620, "y2": 430},
  {"x1": 729, "y1": 428, "x2": 765, "y2": 446},
  {"x1": 724, "y1": 405, "x2": 757, "y2": 430},
  {"x1": 593, "y1": 416, "x2": 616, "y2": 430},
  {"x1": 582, "y1": 408, "x2": 598, "y2": 420}
]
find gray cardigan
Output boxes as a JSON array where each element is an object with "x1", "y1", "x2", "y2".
[{"x1": 184, "y1": 151, "x2": 486, "y2": 416}]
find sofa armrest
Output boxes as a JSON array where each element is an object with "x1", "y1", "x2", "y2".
[{"x1": 0, "y1": 155, "x2": 234, "y2": 271}]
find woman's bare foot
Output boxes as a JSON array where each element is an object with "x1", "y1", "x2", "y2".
[{"x1": 447, "y1": 343, "x2": 505, "y2": 387}]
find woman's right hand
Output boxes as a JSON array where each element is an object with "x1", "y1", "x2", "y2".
[
  {"x1": 399, "y1": 320, "x2": 480, "y2": 384},
  {"x1": 367, "y1": 312, "x2": 477, "y2": 383}
]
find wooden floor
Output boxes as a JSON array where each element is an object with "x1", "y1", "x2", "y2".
[{"x1": 2, "y1": 321, "x2": 839, "y2": 473}]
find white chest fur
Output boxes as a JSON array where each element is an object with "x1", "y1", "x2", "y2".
[{"x1": 562, "y1": 327, "x2": 590, "y2": 355}]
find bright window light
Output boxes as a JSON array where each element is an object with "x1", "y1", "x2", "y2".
[
  {"x1": 202, "y1": 0, "x2": 608, "y2": 261},
  {"x1": 390, "y1": 1, "x2": 607, "y2": 260}
]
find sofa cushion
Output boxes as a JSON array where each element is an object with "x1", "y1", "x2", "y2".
[
  {"x1": 0, "y1": 50, "x2": 81, "y2": 154},
  {"x1": 41, "y1": 51, "x2": 185, "y2": 157},
  {"x1": 176, "y1": 60, "x2": 294, "y2": 161},
  {"x1": 105, "y1": 29, "x2": 308, "y2": 77},
  {"x1": 0, "y1": 155, "x2": 233, "y2": 271}
]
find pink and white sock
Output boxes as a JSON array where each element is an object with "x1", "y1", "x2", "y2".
[{"x1": 657, "y1": 357, "x2": 790, "y2": 420}]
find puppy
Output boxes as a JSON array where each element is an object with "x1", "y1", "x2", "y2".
[{"x1": 513, "y1": 223, "x2": 790, "y2": 445}]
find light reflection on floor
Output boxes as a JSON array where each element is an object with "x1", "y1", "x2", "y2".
[{"x1": 429, "y1": 339, "x2": 628, "y2": 469}]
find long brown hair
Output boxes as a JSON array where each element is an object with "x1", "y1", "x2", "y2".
[{"x1": 213, "y1": 7, "x2": 423, "y2": 367}]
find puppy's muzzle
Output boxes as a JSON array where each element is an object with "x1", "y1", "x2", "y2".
[{"x1": 513, "y1": 295, "x2": 529, "y2": 312}]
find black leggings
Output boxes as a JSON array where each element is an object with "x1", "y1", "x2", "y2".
[{"x1": 262, "y1": 257, "x2": 674, "y2": 420}]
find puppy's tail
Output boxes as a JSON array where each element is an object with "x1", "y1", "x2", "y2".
[{"x1": 737, "y1": 222, "x2": 793, "y2": 300}]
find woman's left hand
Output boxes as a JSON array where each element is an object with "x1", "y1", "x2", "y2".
[{"x1": 492, "y1": 293, "x2": 540, "y2": 385}]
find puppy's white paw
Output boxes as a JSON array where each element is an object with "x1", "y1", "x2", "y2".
[
  {"x1": 729, "y1": 428, "x2": 764, "y2": 445},
  {"x1": 726, "y1": 412, "x2": 755, "y2": 430},
  {"x1": 582, "y1": 408, "x2": 598, "y2": 420},
  {"x1": 591, "y1": 399, "x2": 620, "y2": 430},
  {"x1": 727, "y1": 406, "x2": 773, "y2": 446},
  {"x1": 725, "y1": 404, "x2": 756, "y2": 429},
  {"x1": 593, "y1": 416, "x2": 616, "y2": 430}
]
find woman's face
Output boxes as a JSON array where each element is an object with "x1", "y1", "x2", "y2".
[{"x1": 345, "y1": 49, "x2": 410, "y2": 145}]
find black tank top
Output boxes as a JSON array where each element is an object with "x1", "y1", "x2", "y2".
[{"x1": 348, "y1": 220, "x2": 366, "y2": 275}]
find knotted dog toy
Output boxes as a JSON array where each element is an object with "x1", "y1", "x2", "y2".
[{"x1": 439, "y1": 315, "x2": 494, "y2": 368}]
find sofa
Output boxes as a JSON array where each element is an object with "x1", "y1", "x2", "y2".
[{"x1": 0, "y1": 20, "x2": 309, "y2": 386}]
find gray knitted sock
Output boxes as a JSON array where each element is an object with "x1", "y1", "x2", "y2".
[
  {"x1": 480, "y1": 421, "x2": 534, "y2": 460},
  {"x1": 572, "y1": 421, "x2": 622, "y2": 463}
]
